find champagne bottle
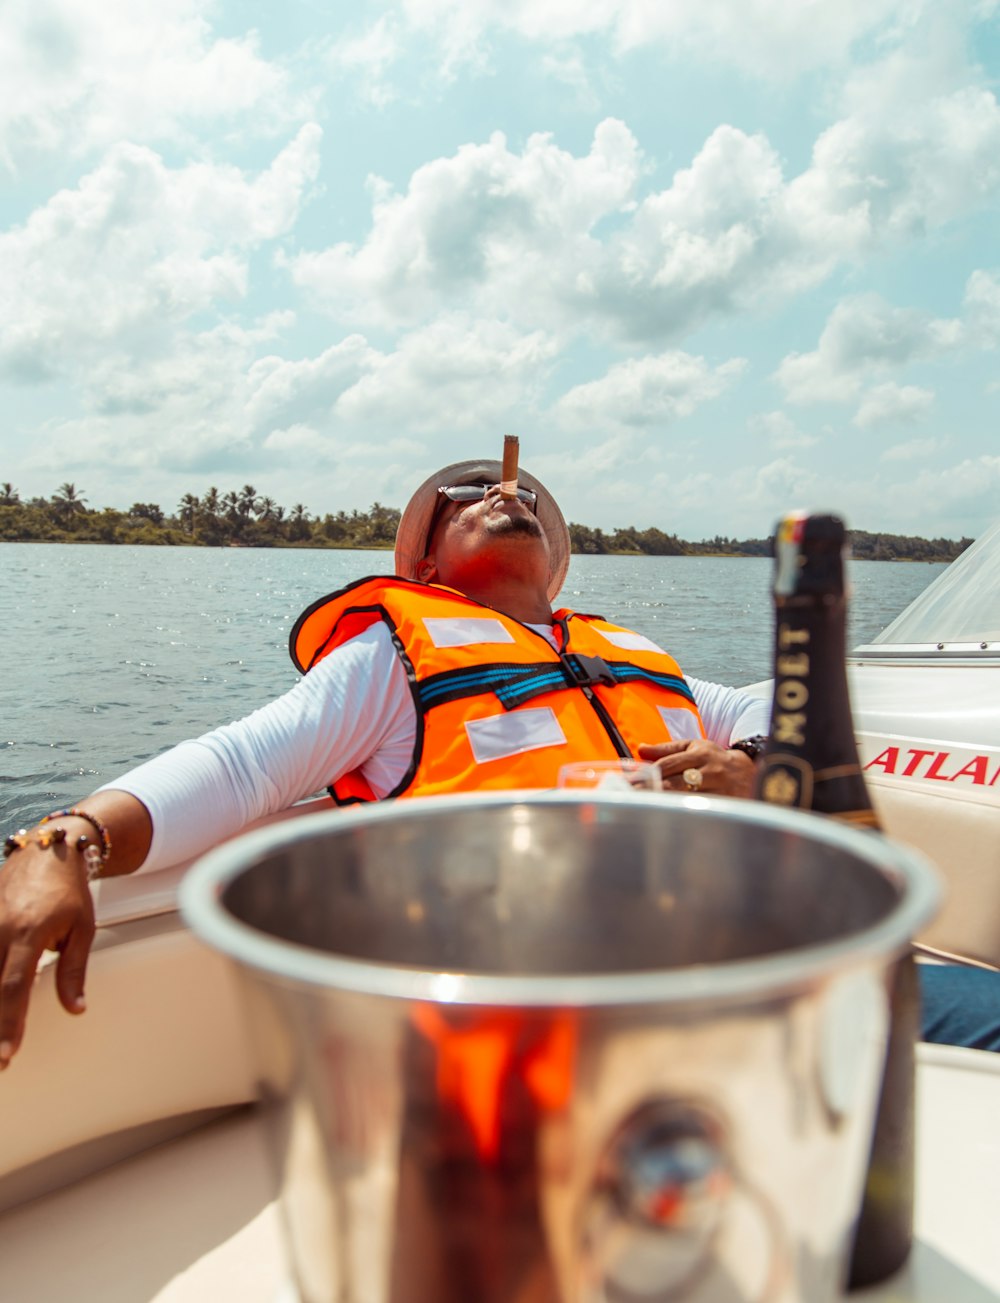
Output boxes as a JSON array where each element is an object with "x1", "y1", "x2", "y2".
[{"x1": 753, "y1": 510, "x2": 918, "y2": 1290}]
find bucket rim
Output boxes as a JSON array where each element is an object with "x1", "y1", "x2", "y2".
[{"x1": 178, "y1": 790, "x2": 941, "y2": 1010}]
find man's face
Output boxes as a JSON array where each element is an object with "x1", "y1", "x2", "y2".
[{"x1": 419, "y1": 482, "x2": 549, "y2": 588}]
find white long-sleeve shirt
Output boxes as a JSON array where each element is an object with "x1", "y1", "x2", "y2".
[{"x1": 106, "y1": 621, "x2": 770, "y2": 873}]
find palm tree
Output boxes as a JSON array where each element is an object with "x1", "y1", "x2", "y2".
[
  {"x1": 0, "y1": 482, "x2": 19, "y2": 506},
  {"x1": 201, "y1": 486, "x2": 221, "y2": 521},
  {"x1": 288, "y1": 502, "x2": 311, "y2": 542},
  {"x1": 51, "y1": 483, "x2": 88, "y2": 525},
  {"x1": 53, "y1": 482, "x2": 87, "y2": 509},
  {"x1": 367, "y1": 501, "x2": 401, "y2": 543},
  {"x1": 177, "y1": 493, "x2": 200, "y2": 536},
  {"x1": 195, "y1": 486, "x2": 227, "y2": 545},
  {"x1": 221, "y1": 489, "x2": 247, "y2": 544},
  {"x1": 237, "y1": 484, "x2": 258, "y2": 521}
]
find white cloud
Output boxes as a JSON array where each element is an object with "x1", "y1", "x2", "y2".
[
  {"x1": 333, "y1": 316, "x2": 559, "y2": 430},
  {"x1": 289, "y1": 47, "x2": 1000, "y2": 346},
  {"x1": 326, "y1": 15, "x2": 403, "y2": 109},
  {"x1": 853, "y1": 382, "x2": 934, "y2": 428},
  {"x1": 262, "y1": 424, "x2": 336, "y2": 461},
  {"x1": 24, "y1": 318, "x2": 288, "y2": 480},
  {"x1": 880, "y1": 454, "x2": 1000, "y2": 533},
  {"x1": 246, "y1": 336, "x2": 378, "y2": 434},
  {"x1": 554, "y1": 351, "x2": 745, "y2": 429},
  {"x1": 880, "y1": 437, "x2": 946, "y2": 462},
  {"x1": 85, "y1": 313, "x2": 293, "y2": 419},
  {"x1": 600, "y1": 63, "x2": 1000, "y2": 330},
  {"x1": 395, "y1": 0, "x2": 915, "y2": 79},
  {"x1": 599, "y1": 452, "x2": 824, "y2": 542},
  {"x1": 964, "y1": 269, "x2": 1000, "y2": 343},
  {"x1": 18, "y1": 314, "x2": 560, "y2": 505},
  {"x1": 759, "y1": 449, "x2": 1000, "y2": 538},
  {"x1": 796, "y1": 92, "x2": 1000, "y2": 248},
  {"x1": 286, "y1": 119, "x2": 643, "y2": 330},
  {"x1": 563, "y1": 433, "x2": 640, "y2": 476},
  {"x1": 752, "y1": 455, "x2": 822, "y2": 506},
  {"x1": 289, "y1": 119, "x2": 806, "y2": 340},
  {"x1": 775, "y1": 295, "x2": 962, "y2": 405},
  {"x1": 617, "y1": 442, "x2": 995, "y2": 542},
  {"x1": 595, "y1": 126, "x2": 801, "y2": 334},
  {"x1": 0, "y1": 0, "x2": 309, "y2": 169},
  {"x1": 245, "y1": 316, "x2": 558, "y2": 448},
  {"x1": 289, "y1": 119, "x2": 813, "y2": 340},
  {"x1": 0, "y1": 128, "x2": 322, "y2": 380},
  {"x1": 748, "y1": 411, "x2": 819, "y2": 449},
  {"x1": 540, "y1": 52, "x2": 601, "y2": 111}
]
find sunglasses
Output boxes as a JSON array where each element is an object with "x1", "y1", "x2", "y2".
[
  {"x1": 425, "y1": 482, "x2": 539, "y2": 552},
  {"x1": 437, "y1": 483, "x2": 538, "y2": 507}
]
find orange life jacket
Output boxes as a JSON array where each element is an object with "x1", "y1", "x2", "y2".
[{"x1": 290, "y1": 576, "x2": 705, "y2": 804}]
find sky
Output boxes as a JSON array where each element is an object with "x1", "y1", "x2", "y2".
[{"x1": 2, "y1": 1, "x2": 999, "y2": 541}]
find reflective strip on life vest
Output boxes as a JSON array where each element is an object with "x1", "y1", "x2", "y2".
[
  {"x1": 597, "y1": 629, "x2": 667, "y2": 654},
  {"x1": 464, "y1": 708, "x2": 568, "y2": 764},
  {"x1": 423, "y1": 617, "x2": 516, "y2": 648},
  {"x1": 658, "y1": 705, "x2": 704, "y2": 740}
]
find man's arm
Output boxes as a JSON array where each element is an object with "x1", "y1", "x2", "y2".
[
  {"x1": 0, "y1": 624, "x2": 414, "y2": 1068},
  {"x1": 687, "y1": 676, "x2": 770, "y2": 746}
]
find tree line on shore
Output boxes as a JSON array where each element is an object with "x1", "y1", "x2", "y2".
[
  {"x1": 570, "y1": 523, "x2": 973, "y2": 562},
  {"x1": 0, "y1": 482, "x2": 973, "y2": 563}
]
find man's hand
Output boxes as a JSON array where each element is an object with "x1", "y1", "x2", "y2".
[
  {"x1": 0, "y1": 845, "x2": 95, "y2": 1068},
  {"x1": 0, "y1": 791, "x2": 152, "y2": 1068},
  {"x1": 638, "y1": 738, "x2": 756, "y2": 798}
]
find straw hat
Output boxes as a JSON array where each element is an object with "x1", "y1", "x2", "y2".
[{"x1": 394, "y1": 459, "x2": 571, "y2": 601}]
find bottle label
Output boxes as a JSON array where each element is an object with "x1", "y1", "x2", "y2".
[
  {"x1": 756, "y1": 514, "x2": 878, "y2": 824},
  {"x1": 772, "y1": 623, "x2": 810, "y2": 747},
  {"x1": 759, "y1": 754, "x2": 813, "y2": 806},
  {"x1": 758, "y1": 754, "x2": 879, "y2": 823},
  {"x1": 774, "y1": 512, "x2": 808, "y2": 596}
]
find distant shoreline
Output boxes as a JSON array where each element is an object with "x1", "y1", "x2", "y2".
[
  {"x1": 0, "y1": 492, "x2": 972, "y2": 566},
  {"x1": 0, "y1": 536, "x2": 967, "y2": 564}
]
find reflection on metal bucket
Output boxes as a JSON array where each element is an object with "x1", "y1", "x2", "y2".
[
  {"x1": 584, "y1": 1097, "x2": 736, "y2": 1298},
  {"x1": 180, "y1": 791, "x2": 939, "y2": 1303}
]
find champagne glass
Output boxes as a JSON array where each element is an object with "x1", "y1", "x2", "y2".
[{"x1": 556, "y1": 759, "x2": 662, "y2": 792}]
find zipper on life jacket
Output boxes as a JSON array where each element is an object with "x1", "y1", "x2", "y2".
[{"x1": 552, "y1": 615, "x2": 632, "y2": 758}]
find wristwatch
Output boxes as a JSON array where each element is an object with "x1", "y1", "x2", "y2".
[{"x1": 728, "y1": 734, "x2": 768, "y2": 761}]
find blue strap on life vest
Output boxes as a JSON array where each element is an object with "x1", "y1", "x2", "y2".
[{"x1": 417, "y1": 657, "x2": 695, "y2": 712}]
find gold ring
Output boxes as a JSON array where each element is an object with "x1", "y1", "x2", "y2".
[{"x1": 682, "y1": 767, "x2": 703, "y2": 791}]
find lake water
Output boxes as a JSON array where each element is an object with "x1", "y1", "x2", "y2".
[{"x1": 1, "y1": 543, "x2": 946, "y2": 827}]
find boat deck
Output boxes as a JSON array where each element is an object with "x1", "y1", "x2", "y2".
[{"x1": 1, "y1": 1044, "x2": 997, "y2": 1302}]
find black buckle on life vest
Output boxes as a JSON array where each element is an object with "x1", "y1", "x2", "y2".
[{"x1": 564, "y1": 653, "x2": 616, "y2": 688}]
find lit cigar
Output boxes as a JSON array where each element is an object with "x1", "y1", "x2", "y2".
[{"x1": 500, "y1": 434, "x2": 519, "y2": 499}]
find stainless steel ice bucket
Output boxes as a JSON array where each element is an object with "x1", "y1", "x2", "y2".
[{"x1": 180, "y1": 792, "x2": 939, "y2": 1303}]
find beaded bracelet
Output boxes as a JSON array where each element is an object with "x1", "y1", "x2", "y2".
[
  {"x1": 40, "y1": 808, "x2": 112, "y2": 862},
  {"x1": 3, "y1": 827, "x2": 104, "y2": 880},
  {"x1": 3, "y1": 808, "x2": 112, "y2": 882}
]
